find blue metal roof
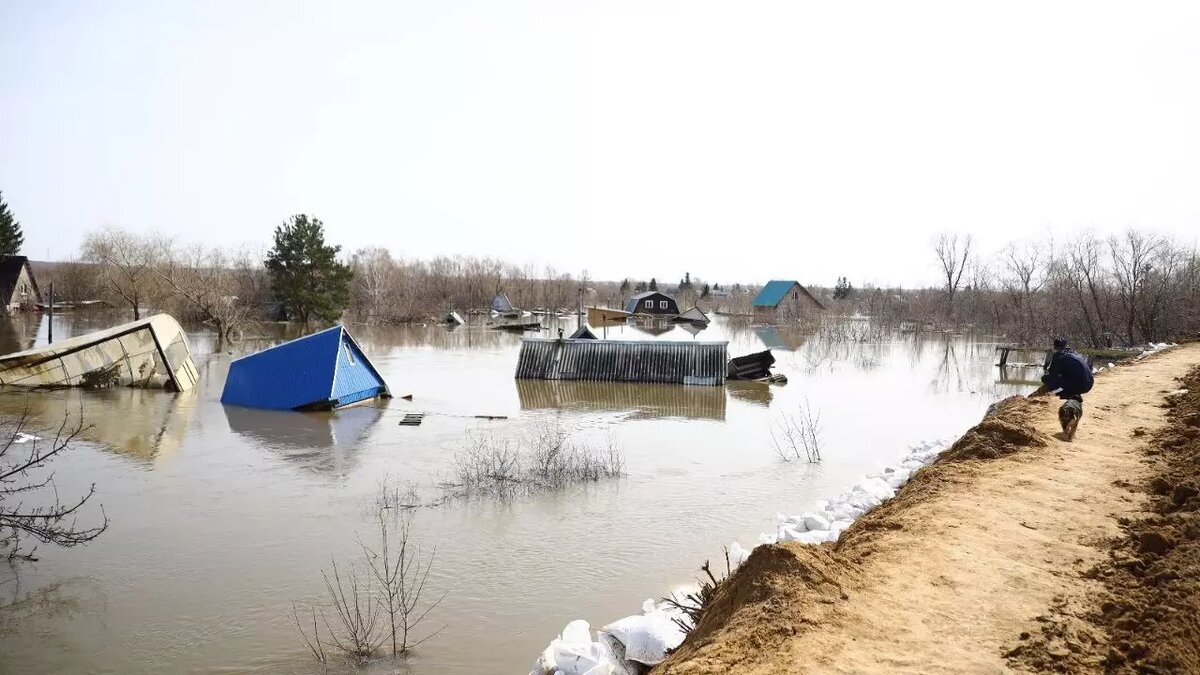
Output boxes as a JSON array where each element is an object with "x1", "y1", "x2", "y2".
[
  {"x1": 753, "y1": 280, "x2": 800, "y2": 307},
  {"x1": 221, "y1": 326, "x2": 389, "y2": 411}
]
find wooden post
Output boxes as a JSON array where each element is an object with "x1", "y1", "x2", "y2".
[
  {"x1": 998, "y1": 347, "x2": 1009, "y2": 367},
  {"x1": 47, "y1": 282, "x2": 54, "y2": 344}
]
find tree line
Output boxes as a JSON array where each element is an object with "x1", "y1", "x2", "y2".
[{"x1": 852, "y1": 230, "x2": 1200, "y2": 347}]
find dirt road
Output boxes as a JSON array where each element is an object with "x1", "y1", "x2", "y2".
[{"x1": 656, "y1": 344, "x2": 1200, "y2": 674}]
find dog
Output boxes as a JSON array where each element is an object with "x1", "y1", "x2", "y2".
[{"x1": 1058, "y1": 398, "x2": 1083, "y2": 440}]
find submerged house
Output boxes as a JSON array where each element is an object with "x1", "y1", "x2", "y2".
[
  {"x1": 625, "y1": 291, "x2": 679, "y2": 316},
  {"x1": 221, "y1": 325, "x2": 391, "y2": 411},
  {"x1": 0, "y1": 314, "x2": 198, "y2": 391},
  {"x1": 491, "y1": 292, "x2": 521, "y2": 318},
  {"x1": 673, "y1": 306, "x2": 710, "y2": 325},
  {"x1": 752, "y1": 280, "x2": 825, "y2": 322},
  {"x1": 0, "y1": 256, "x2": 40, "y2": 315},
  {"x1": 515, "y1": 338, "x2": 728, "y2": 385}
]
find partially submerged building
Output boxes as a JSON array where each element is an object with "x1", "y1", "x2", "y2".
[
  {"x1": 625, "y1": 291, "x2": 680, "y2": 316},
  {"x1": 752, "y1": 280, "x2": 825, "y2": 322},
  {"x1": 0, "y1": 256, "x2": 40, "y2": 315},
  {"x1": 673, "y1": 306, "x2": 710, "y2": 325},
  {"x1": 221, "y1": 325, "x2": 391, "y2": 411},
  {"x1": 0, "y1": 314, "x2": 198, "y2": 391},
  {"x1": 515, "y1": 338, "x2": 728, "y2": 386},
  {"x1": 491, "y1": 292, "x2": 521, "y2": 318}
]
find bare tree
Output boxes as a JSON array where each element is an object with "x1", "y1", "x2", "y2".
[
  {"x1": 360, "y1": 510, "x2": 444, "y2": 656},
  {"x1": 771, "y1": 399, "x2": 823, "y2": 462},
  {"x1": 80, "y1": 226, "x2": 169, "y2": 320},
  {"x1": 1, "y1": 411, "x2": 108, "y2": 562},
  {"x1": 156, "y1": 243, "x2": 253, "y2": 348},
  {"x1": 933, "y1": 233, "x2": 973, "y2": 319},
  {"x1": 1109, "y1": 230, "x2": 1164, "y2": 345}
]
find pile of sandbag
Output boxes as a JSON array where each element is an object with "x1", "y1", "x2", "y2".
[
  {"x1": 530, "y1": 439, "x2": 949, "y2": 671},
  {"x1": 739, "y1": 439, "x2": 944, "y2": 556},
  {"x1": 529, "y1": 600, "x2": 687, "y2": 675}
]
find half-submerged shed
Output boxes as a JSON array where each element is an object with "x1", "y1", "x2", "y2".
[
  {"x1": 221, "y1": 325, "x2": 391, "y2": 411},
  {"x1": 491, "y1": 292, "x2": 520, "y2": 317},
  {"x1": 0, "y1": 314, "x2": 198, "y2": 391},
  {"x1": 673, "y1": 306, "x2": 710, "y2": 324},
  {"x1": 515, "y1": 338, "x2": 728, "y2": 386}
]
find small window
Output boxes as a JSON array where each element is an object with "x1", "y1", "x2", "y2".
[
  {"x1": 793, "y1": 291, "x2": 798, "y2": 300},
  {"x1": 659, "y1": 300, "x2": 668, "y2": 309},
  {"x1": 645, "y1": 299, "x2": 653, "y2": 309}
]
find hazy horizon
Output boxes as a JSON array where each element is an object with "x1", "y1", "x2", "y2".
[{"x1": 3, "y1": 1, "x2": 1199, "y2": 289}]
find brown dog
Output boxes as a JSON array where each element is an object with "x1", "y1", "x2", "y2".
[{"x1": 1058, "y1": 399, "x2": 1083, "y2": 440}]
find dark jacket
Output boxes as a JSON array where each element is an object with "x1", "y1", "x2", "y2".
[{"x1": 1042, "y1": 348, "x2": 1094, "y2": 398}]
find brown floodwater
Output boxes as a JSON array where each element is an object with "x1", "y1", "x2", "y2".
[{"x1": 0, "y1": 313, "x2": 1026, "y2": 674}]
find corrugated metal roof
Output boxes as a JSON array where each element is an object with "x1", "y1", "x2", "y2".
[
  {"x1": 752, "y1": 280, "x2": 800, "y2": 307},
  {"x1": 515, "y1": 338, "x2": 727, "y2": 386},
  {"x1": 222, "y1": 325, "x2": 389, "y2": 411},
  {"x1": 752, "y1": 280, "x2": 826, "y2": 309}
]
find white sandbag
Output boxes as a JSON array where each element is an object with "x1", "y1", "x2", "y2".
[
  {"x1": 562, "y1": 620, "x2": 592, "y2": 646},
  {"x1": 595, "y1": 633, "x2": 641, "y2": 675},
  {"x1": 551, "y1": 639, "x2": 602, "y2": 675},
  {"x1": 603, "y1": 608, "x2": 686, "y2": 666},
  {"x1": 729, "y1": 541, "x2": 753, "y2": 568},
  {"x1": 792, "y1": 529, "x2": 836, "y2": 545},
  {"x1": 777, "y1": 524, "x2": 803, "y2": 542},
  {"x1": 829, "y1": 519, "x2": 854, "y2": 536},
  {"x1": 801, "y1": 512, "x2": 830, "y2": 531},
  {"x1": 530, "y1": 642, "x2": 557, "y2": 675}
]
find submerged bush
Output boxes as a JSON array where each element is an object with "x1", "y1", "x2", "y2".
[{"x1": 446, "y1": 421, "x2": 624, "y2": 498}]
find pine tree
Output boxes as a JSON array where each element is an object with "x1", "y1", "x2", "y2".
[
  {"x1": 0, "y1": 192, "x2": 24, "y2": 256},
  {"x1": 264, "y1": 215, "x2": 353, "y2": 327},
  {"x1": 649, "y1": 278, "x2": 658, "y2": 291},
  {"x1": 701, "y1": 283, "x2": 711, "y2": 299},
  {"x1": 619, "y1": 278, "x2": 631, "y2": 297}
]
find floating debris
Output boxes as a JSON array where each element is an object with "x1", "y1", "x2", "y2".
[
  {"x1": 726, "y1": 349, "x2": 776, "y2": 381},
  {"x1": 399, "y1": 413, "x2": 425, "y2": 426}
]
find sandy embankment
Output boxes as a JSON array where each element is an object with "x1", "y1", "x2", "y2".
[{"x1": 655, "y1": 344, "x2": 1200, "y2": 675}]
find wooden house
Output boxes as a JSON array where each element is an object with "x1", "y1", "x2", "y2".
[
  {"x1": 0, "y1": 256, "x2": 40, "y2": 315},
  {"x1": 751, "y1": 280, "x2": 825, "y2": 322},
  {"x1": 624, "y1": 291, "x2": 680, "y2": 316}
]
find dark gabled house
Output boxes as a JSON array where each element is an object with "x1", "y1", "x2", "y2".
[
  {"x1": 0, "y1": 256, "x2": 40, "y2": 314},
  {"x1": 624, "y1": 291, "x2": 679, "y2": 316}
]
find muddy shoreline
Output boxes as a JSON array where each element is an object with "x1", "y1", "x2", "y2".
[{"x1": 655, "y1": 345, "x2": 1200, "y2": 674}]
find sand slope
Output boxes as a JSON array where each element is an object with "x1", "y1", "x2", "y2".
[{"x1": 657, "y1": 344, "x2": 1200, "y2": 675}]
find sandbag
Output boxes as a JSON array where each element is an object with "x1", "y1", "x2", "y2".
[{"x1": 603, "y1": 607, "x2": 686, "y2": 666}]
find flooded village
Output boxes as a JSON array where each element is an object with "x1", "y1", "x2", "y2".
[{"x1": 6, "y1": 4, "x2": 1200, "y2": 675}]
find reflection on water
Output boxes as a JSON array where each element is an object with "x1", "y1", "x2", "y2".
[
  {"x1": 516, "y1": 379, "x2": 727, "y2": 420},
  {"x1": 724, "y1": 381, "x2": 774, "y2": 407},
  {"x1": 0, "y1": 387, "x2": 195, "y2": 463},
  {"x1": 223, "y1": 404, "x2": 385, "y2": 475},
  {"x1": 0, "y1": 312, "x2": 1030, "y2": 675}
]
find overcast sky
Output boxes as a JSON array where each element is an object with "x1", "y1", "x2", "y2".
[{"x1": 3, "y1": 1, "x2": 1199, "y2": 288}]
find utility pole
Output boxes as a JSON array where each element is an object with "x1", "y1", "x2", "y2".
[{"x1": 47, "y1": 282, "x2": 54, "y2": 343}]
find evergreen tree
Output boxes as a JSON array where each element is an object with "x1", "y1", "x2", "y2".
[
  {"x1": 701, "y1": 283, "x2": 711, "y2": 299},
  {"x1": 649, "y1": 277, "x2": 658, "y2": 291},
  {"x1": 635, "y1": 280, "x2": 647, "y2": 292},
  {"x1": 619, "y1": 278, "x2": 631, "y2": 297},
  {"x1": 0, "y1": 191, "x2": 24, "y2": 256},
  {"x1": 833, "y1": 276, "x2": 855, "y2": 300},
  {"x1": 264, "y1": 215, "x2": 353, "y2": 327}
]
